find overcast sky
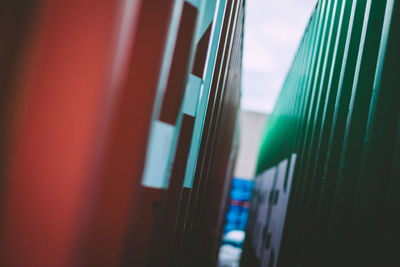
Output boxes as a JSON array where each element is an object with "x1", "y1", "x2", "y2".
[{"x1": 241, "y1": 0, "x2": 317, "y2": 113}]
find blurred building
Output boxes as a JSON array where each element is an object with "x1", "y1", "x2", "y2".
[{"x1": 234, "y1": 110, "x2": 268, "y2": 179}]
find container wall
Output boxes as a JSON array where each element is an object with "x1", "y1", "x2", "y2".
[{"x1": 242, "y1": 1, "x2": 400, "y2": 266}]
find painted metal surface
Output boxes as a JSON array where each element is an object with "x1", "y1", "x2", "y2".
[
  {"x1": 0, "y1": 0, "x2": 243, "y2": 266},
  {"x1": 243, "y1": 1, "x2": 400, "y2": 266}
]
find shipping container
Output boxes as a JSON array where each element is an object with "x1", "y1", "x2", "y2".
[
  {"x1": 242, "y1": 0, "x2": 400, "y2": 266},
  {"x1": 0, "y1": 0, "x2": 244, "y2": 266}
]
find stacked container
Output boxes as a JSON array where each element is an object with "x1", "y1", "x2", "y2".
[
  {"x1": 0, "y1": 0, "x2": 244, "y2": 266},
  {"x1": 242, "y1": 0, "x2": 400, "y2": 267}
]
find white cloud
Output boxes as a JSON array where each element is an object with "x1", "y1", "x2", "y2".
[
  {"x1": 242, "y1": 30, "x2": 276, "y2": 72},
  {"x1": 241, "y1": 0, "x2": 317, "y2": 113}
]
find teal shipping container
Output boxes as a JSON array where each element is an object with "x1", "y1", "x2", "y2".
[{"x1": 242, "y1": 0, "x2": 400, "y2": 266}]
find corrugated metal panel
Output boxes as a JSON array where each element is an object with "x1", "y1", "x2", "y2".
[
  {"x1": 0, "y1": 0, "x2": 244, "y2": 266},
  {"x1": 243, "y1": 0, "x2": 400, "y2": 266}
]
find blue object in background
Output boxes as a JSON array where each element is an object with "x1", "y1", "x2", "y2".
[{"x1": 222, "y1": 178, "x2": 254, "y2": 247}]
